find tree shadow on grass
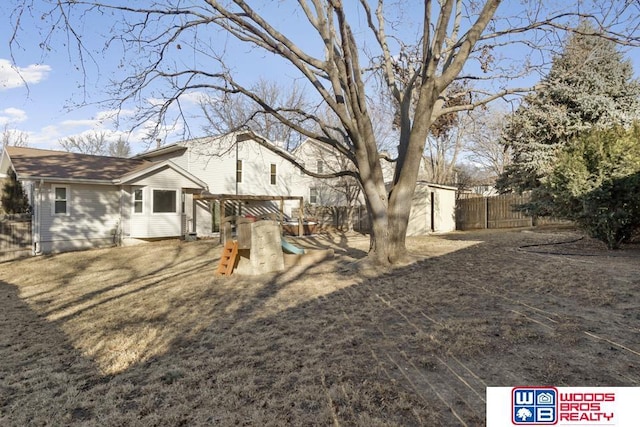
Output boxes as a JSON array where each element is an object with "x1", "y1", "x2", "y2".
[
  {"x1": 2, "y1": 231, "x2": 639, "y2": 425},
  {"x1": 0, "y1": 280, "x2": 104, "y2": 426},
  {"x1": 284, "y1": 230, "x2": 370, "y2": 259}
]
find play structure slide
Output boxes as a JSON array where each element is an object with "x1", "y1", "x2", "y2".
[{"x1": 281, "y1": 238, "x2": 305, "y2": 255}]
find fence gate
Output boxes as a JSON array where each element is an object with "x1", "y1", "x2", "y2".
[{"x1": 0, "y1": 217, "x2": 32, "y2": 262}]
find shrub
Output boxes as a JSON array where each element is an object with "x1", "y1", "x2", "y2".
[
  {"x1": 1, "y1": 170, "x2": 31, "y2": 215},
  {"x1": 547, "y1": 124, "x2": 640, "y2": 249}
]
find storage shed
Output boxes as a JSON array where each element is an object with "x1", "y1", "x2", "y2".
[{"x1": 406, "y1": 181, "x2": 457, "y2": 236}]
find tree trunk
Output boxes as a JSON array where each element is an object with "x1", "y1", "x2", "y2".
[
  {"x1": 387, "y1": 174, "x2": 421, "y2": 263},
  {"x1": 386, "y1": 93, "x2": 436, "y2": 262},
  {"x1": 345, "y1": 206, "x2": 354, "y2": 232},
  {"x1": 359, "y1": 163, "x2": 391, "y2": 265},
  {"x1": 360, "y1": 134, "x2": 425, "y2": 265}
]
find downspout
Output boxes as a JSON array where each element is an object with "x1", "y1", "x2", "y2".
[
  {"x1": 235, "y1": 137, "x2": 239, "y2": 196},
  {"x1": 116, "y1": 187, "x2": 124, "y2": 246},
  {"x1": 235, "y1": 138, "x2": 239, "y2": 217},
  {"x1": 33, "y1": 179, "x2": 43, "y2": 255}
]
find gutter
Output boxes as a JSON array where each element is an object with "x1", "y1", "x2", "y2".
[{"x1": 19, "y1": 175, "x2": 115, "y2": 186}]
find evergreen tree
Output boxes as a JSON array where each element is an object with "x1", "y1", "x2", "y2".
[
  {"x1": 497, "y1": 22, "x2": 640, "y2": 194},
  {"x1": 1, "y1": 170, "x2": 30, "y2": 215},
  {"x1": 547, "y1": 124, "x2": 640, "y2": 249}
]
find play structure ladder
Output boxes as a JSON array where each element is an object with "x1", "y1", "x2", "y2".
[{"x1": 216, "y1": 240, "x2": 239, "y2": 276}]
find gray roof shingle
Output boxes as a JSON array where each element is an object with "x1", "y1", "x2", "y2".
[{"x1": 6, "y1": 147, "x2": 152, "y2": 182}]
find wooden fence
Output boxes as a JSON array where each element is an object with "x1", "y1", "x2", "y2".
[
  {"x1": 291, "y1": 205, "x2": 370, "y2": 232},
  {"x1": 0, "y1": 216, "x2": 32, "y2": 262},
  {"x1": 456, "y1": 194, "x2": 534, "y2": 230}
]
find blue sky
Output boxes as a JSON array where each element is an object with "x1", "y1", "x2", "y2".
[{"x1": 1, "y1": 1, "x2": 639, "y2": 155}]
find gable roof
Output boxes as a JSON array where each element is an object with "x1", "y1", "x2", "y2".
[
  {"x1": 131, "y1": 142, "x2": 187, "y2": 159},
  {"x1": 5, "y1": 146, "x2": 152, "y2": 183},
  {"x1": 3, "y1": 147, "x2": 206, "y2": 190},
  {"x1": 118, "y1": 159, "x2": 208, "y2": 189},
  {"x1": 134, "y1": 130, "x2": 291, "y2": 162},
  {"x1": 132, "y1": 133, "x2": 234, "y2": 160}
]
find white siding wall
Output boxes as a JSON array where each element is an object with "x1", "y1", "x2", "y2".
[
  {"x1": 38, "y1": 182, "x2": 120, "y2": 253},
  {"x1": 124, "y1": 167, "x2": 199, "y2": 238},
  {"x1": 142, "y1": 135, "x2": 307, "y2": 229},
  {"x1": 292, "y1": 140, "x2": 365, "y2": 207},
  {"x1": 121, "y1": 187, "x2": 132, "y2": 237},
  {"x1": 407, "y1": 186, "x2": 428, "y2": 236},
  {"x1": 407, "y1": 184, "x2": 457, "y2": 236},
  {"x1": 236, "y1": 140, "x2": 303, "y2": 199},
  {"x1": 433, "y1": 186, "x2": 456, "y2": 233},
  {"x1": 179, "y1": 135, "x2": 305, "y2": 200},
  {"x1": 194, "y1": 200, "x2": 213, "y2": 237}
]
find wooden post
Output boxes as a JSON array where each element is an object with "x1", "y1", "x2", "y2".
[
  {"x1": 220, "y1": 199, "x2": 226, "y2": 243},
  {"x1": 192, "y1": 197, "x2": 197, "y2": 234},
  {"x1": 279, "y1": 198, "x2": 284, "y2": 227},
  {"x1": 484, "y1": 196, "x2": 489, "y2": 229},
  {"x1": 298, "y1": 197, "x2": 304, "y2": 236}
]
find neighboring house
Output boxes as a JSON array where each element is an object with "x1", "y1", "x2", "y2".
[
  {"x1": 406, "y1": 182, "x2": 457, "y2": 235},
  {"x1": 134, "y1": 131, "x2": 306, "y2": 236},
  {"x1": 292, "y1": 138, "x2": 396, "y2": 208},
  {"x1": 294, "y1": 138, "x2": 456, "y2": 234},
  {"x1": 0, "y1": 147, "x2": 207, "y2": 254},
  {"x1": 469, "y1": 184, "x2": 500, "y2": 197},
  {"x1": 292, "y1": 138, "x2": 363, "y2": 207}
]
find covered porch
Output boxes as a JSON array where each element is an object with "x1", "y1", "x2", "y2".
[{"x1": 193, "y1": 193, "x2": 307, "y2": 238}]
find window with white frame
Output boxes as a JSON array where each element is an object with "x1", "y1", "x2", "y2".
[
  {"x1": 270, "y1": 163, "x2": 277, "y2": 185},
  {"x1": 317, "y1": 160, "x2": 324, "y2": 174},
  {"x1": 236, "y1": 160, "x2": 243, "y2": 183},
  {"x1": 152, "y1": 189, "x2": 177, "y2": 213},
  {"x1": 53, "y1": 186, "x2": 69, "y2": 215},
  {"x1": 133, "y1": 188, "x2": 144, "y2": 214},
  {"x1": 309, "y1": 187, "x2": 318, "y2": 204}
]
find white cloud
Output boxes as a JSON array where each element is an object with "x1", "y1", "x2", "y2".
[
  {"x1": 0, "y1": 58, "x2": 52, "y2": 90},
  {"x1": 61, "y1": 119, "x2": 98, "y2": 128},
  {"x1": 0, "y1": 107, "x2": 28, "y2": 126},
  {"x1": 146, "y1": 91, "x2": 207, "y2": 108},
  {"x1": 180, "y1": 91, "x2": 207, "y2": 105},
  {"x1": 60, "y1": 108, "x2": 136, "y2": 130},
  {"x1": 29, "y1": 125, "x2": 62, "y2": 147},
  {"x1": 95, "y1": 108, "x2": 136, "y2": 122},
  {"x1": 11, "y1": 103, "x2": 190, "y2": 152}
]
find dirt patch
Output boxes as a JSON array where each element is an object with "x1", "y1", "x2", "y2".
[{"x1": 0, "y1": 228, "x2": 638, "y2": 425}]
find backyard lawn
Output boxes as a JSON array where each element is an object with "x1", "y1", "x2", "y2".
[{"x1": 0, "y1": 228, "x2": 638, "y2": 426}]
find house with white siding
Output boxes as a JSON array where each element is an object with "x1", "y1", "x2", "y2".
[
  {"x1": 291, "y1": 138, "x2": 397, "y2": 207},
  {"x1": 134, "y1": 131, "x2": 307, "y2": 236},
  {"x1": 292, "y1": 138, "x2": 456, "y2": 233},
  {"x1": 291, "y1": 138, "x2": 361, "y2": 208},
  {"x1": 0, "y1": 146, "x2": 207, "y2": 254}
]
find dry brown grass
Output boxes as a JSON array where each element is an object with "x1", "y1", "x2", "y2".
[{"x1": 0, "y1": 228, "x2": 639, "y2": 426}]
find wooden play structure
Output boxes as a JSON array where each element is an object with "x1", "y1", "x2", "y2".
[
  {"x1": 215, "y1": 218, "x2": 332, "y2": 276},
  {"x1": 198, "y1": 192, "x2": 331, "y2": 276},
  {"x1": 215, "y1": 240, "x2": 239, "y2": 276}
]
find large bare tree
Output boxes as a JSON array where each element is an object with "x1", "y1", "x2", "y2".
[
  {"x1": 2, "y1": 125, "x2": 29, "y2": 149},
  {"x1": 59, "y1": 132, "x2": 132, "y2": 157},
  {"x1": 464, "y1": 108, "x2": 512, "y2": 179},
  {"x1": 199, "y1": 78, "x2": 309, "y2": 150},
  {"x1": 11, "y1": 1, "x2": 640, "y2": 264}
]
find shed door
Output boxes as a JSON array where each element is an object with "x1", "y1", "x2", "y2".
[{"x1": 430, "y1": 191, "x2": 435, "y2": 232}]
